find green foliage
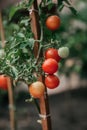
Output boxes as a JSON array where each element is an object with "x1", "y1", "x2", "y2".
[
  {"x1": 0, "y1": 17, "x2": 40, "y2": 84},
  {"x1": 58, "y1": 0, "x2": 87, "y2": 77}
]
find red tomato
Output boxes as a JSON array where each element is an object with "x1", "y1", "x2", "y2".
[
  {"x1": 42, "y1": 58, "x2": 58, "y2": 74},
  {"x1": 29, "y1": 81, "x2": 45, "y2": 98},
  {"x1": 0, "y1": 75, "x2": 8, "y2": 90},
  {"x1": 46, "y1": 15, "x2": 61, "y2": 31},
  {"x1": 45, "y1": 74, "x2": 60, "y2": 89},
  {"x1": 45, "y1": 48, "x2": 61, "y2": 62}
]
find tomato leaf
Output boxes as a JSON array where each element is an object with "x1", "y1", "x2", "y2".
[
  {"x1": 9, "y1": 6, "x2": 23, "y2": 21},
  {"x1": 17, "y1": 33, "x2": 25, "y2": 38},
  {"x1": 68, "y1": 6, "x2": 77, "y2": 15},
  {"x1": 28, "y1": 38, "x2": 35, "y2": 50}
]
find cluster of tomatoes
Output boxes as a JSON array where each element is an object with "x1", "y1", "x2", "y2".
[
  {"x1": 42, "y1": 48, "x2": 60, "y2": 89},
  {"x1": 0, "y1": 15, "x2": 69, "y2": 100},
  {"x1": 29, "y1": 15, "x2": 69, "y2": 98},
  {"x1": 29, "y1": 45, "x2": 69, "y2": 98}
]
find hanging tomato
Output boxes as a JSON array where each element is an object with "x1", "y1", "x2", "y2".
[
  {"x1": 0, "y1": 75, "x2": 8, "y2": 90},
  {"x1": 42, "y1": 58, "x2": 58, "y2": 74},
  {"x1": 45, "y1": 48, "x2": 61, "y2": 62},
  {"x1": 29, "y1": 81, "x2": 45, "y2": 98},
  {"x1": 46, "y1": 15, "x2": 61, "y2": 31},
  {"x1": 45, "y1": 74, "x2": 60, "y2": 89}
]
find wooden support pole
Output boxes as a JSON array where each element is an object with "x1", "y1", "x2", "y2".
[
  {"x1": 7, "y1": 77, "x2": 16, "y2": 130},
  {"x1": 0, "y1": 11, "x2": 5, "y2": 48},
  {"x1": 30, "y1": 1, "x2": 52, "y2": 130},
  {"x1": 0, "y1": 11, "x2": 16, "y2": 130}
]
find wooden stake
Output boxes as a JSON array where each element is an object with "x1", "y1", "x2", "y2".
[
  {"x1": 7, "y1": 77, "x2": 16, "y2": 130},
  {"x1": 30, "y1": 1, "x2": 52, "y2": 130},
  {"x1": 0, "y1": 11, "x2": 16, "y2": 130},
  {"x1": 0, "y1": 11, "x2": 5, "y2": 48}
]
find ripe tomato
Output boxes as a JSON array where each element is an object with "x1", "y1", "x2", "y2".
[
  {"x1": 45, "y1": 74, "x2": 60, "y2": 89},
  {"x1": 45, "y1": 48, "x2": 61, "y2": 62},
  {"x1": 29, "y1": 81, "x2": 45, "y2": 98},
  {"x1": 46, "y1": 15, "x2": 61, "y2": 31},
  {"x1": 0, "y1": 75, "x2": 8, "y2": 90},
  {"x1": 42, "y1": 58, "x2": 58, "y2": 74}
]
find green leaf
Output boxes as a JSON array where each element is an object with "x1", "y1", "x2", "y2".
[
  {"x1": 47, "y1": 3, "x2": 55, "y2": 11},
  {"x1": 11, "y1": 66, "x2": 18, "y2": 79},
  {"x1": 9, "y1": 6, "x2": 23, "y2": 21},
  {"x1": 28, "y1": 38, "x2": 35, "y2": 50},
  {"x1": 20, "y1": 19, "x2": 29, "y2": 26},
  {"x1": 28, "y1": 0, "x2": 35, "y2": 8},
  {"x1": 69, "y1": 6, "x2": 77, "y2": 15},
  {"x1": 17, "y1": 33, "x2": 25, "y2": 38}
]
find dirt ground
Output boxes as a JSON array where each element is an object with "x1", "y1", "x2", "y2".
[{"x1": 0, "y1": 87, "x2": 87, "y2": 130}]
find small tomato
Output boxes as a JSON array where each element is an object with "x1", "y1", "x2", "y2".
[
  {"x1": 45, "y1": 74, "x2": 60, "y2": 89},
  {"x1": 42, "y1": 58, "x2": 58, "y2": 74},
  {"x1": 29, "y1": 81, "x2": 45, "y2": 98},
  {"x1": 45, "y1": 48, "x2": 61, "y2": 62},
  {"x1": 58, "y1": 47, "x2": 69, "y2": 58},
  {"x1": 46, "y1": 15, "x2": 61, "y2": 31},
  {"x1": 0, "y1": 75, "x2": 8, "y2": 90}
]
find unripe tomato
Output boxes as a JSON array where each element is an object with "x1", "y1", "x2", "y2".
[
  {"x1": 45, "y1": 74, "x2": 60, "y2": 89},
  {"x1": 46, "y1": 15, "x2": 61, "y2": 31},
  {"x1": 45, "y1": 48, "x2": 61, "y2": 62},
  {"x1": 0, "y1": 75, "x2": 8, "y2": 90},
  {"x1": 29, "y1": 81, "x2": 45, "y2": 98},
  {"x1": 58, "y1": 47, "x2": 69, "y2": 58},
  {"x1": 42, "y1": 58, "x2": 58, "y2": 74}
]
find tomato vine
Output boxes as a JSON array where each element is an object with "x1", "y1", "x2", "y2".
[{"x1": 0, "y1": 0, "x2": 77, "y2": 85}]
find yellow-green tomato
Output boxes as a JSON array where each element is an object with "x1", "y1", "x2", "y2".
[{"x1": 58, "y1": 47, "x2": 69, "y2": 58}]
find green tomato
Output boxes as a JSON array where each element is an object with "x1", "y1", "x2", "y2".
[{"x1": 58, "y1": 47, "x2": 69, "y2": 58}]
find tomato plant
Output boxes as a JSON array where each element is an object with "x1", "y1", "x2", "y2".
[
  {"x1": 0, "y1": 75, "x2": 8, "y2": 90},
  {"x1": 45, "y1": 15, "x2": 61, "y2": 31},
  {"x1": 0, "y1": 0, "x2": 77, "y2": 94},
  {"x1": 42, "y1": 58, "x2": 58, "y2": 74},
  {"x1": 45, "y1": 74, "x2": 60, "y2": 89},
  {"x1": 29, "y1": 81, "x2": 45, "y2": 98},
  {"x1": 0, "y1": 1, "x2": 78, "y2": 129},
  {"x1": 0, "y1": 0, "x2": 76, "y2": 84},
  {"x1": 45, "y1": 48, "x2": 61, "y2": 62}
]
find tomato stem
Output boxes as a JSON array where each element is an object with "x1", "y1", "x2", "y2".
[
  {"x1": 25, "y1": 97, "x2": 40, "y2": 113},
  {"x1": 33, "y1": 98, "x2": 40, "y2": 113}
]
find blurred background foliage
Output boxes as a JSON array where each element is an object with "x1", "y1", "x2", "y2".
[{"x1": 56, "y1": 0, "x2": 87, "y2": 78}]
